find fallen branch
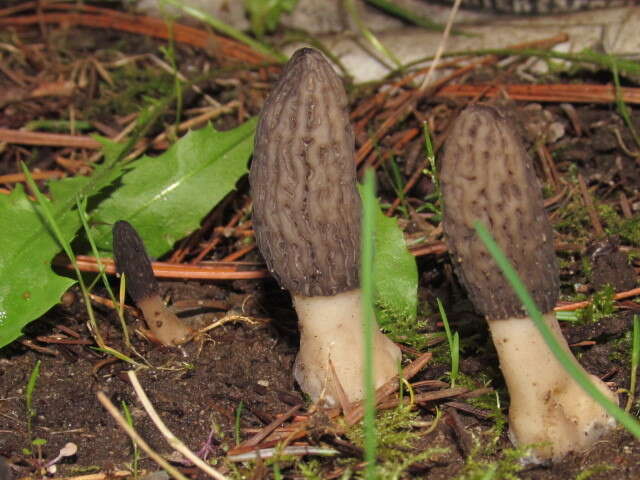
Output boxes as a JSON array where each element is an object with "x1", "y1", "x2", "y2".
[
  {"x1": 56, "y1": 254, "x2": 269, "y2": 280},
  {"x1": 0, "y1": 6, "x2": 268, "y2": 64},
  {"x1": 0, "y1": 128, "x2": 102, "y2": 149},
  {"x1": 53, "y1": 470, "x2": 133, "y2": 480},
  {"x1": 437, "y1": 83, "x2": 640, "y2": 105}
]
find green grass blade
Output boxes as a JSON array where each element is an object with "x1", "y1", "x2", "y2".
[
  {"x1": 361, "y1": 168, "x2": 378, "y2": 479},
  {"x1": 121, "y1": 401, "x2": 140, "y2": 479},
  {"x1": 25, "y1": 359, "x2": 41, "y2": 440},
  {"x1": 234, "y1": 400, "x2": 244, "y2": 446},
  {"x1": 21, "y1": 163, "x2": 107, "y2": 348},
  {"x1": 436, "y1": 298, "x2": 459, "y2": 387},
  {"x1": 76, "y1": 196, "x2": 132, "y2": 349},
  {"x1": 612, "y1": 61, "x2": 640, "y2": 150},
  {"x1": 24, "y1": 174, "x2": 138, "y2": 363},
  {"x1": 346, "y1": 0, "x2": 402, "y2": 69},
  {"x1": 474, "y1": 220, "x2": 640, "y2": 439},
  {"x1": 626, "y1": 315, "x2": 640, "y2": 412},
  {"x1": 160, "y1": 0, "x2": 286, "y2": 62},
  {"x1": 364, "y1": 0, "x2": 451, "y2": 33}
]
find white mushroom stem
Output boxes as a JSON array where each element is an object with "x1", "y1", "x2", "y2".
[
  {"x1": 487, "y1": 311, "x2": 617, "y2": 462},
  {"x1": 292, "y1": 289, "x2": 402, "y2": 406}
]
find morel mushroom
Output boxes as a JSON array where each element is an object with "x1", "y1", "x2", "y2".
[
  {"x1": 113, "y1": 220, "x2": 193, "y2": 346},
  {"x1": 440, "y1": 105, "x2": 617, "y2": 462},
  {"x1": 250, "y1": 48, "x2": 401, "y2": 406}
]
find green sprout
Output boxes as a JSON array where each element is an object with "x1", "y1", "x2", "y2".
[
  {"x1": 25, "y1": 360, "x2": 41, "y2": 445},
  {"x1": 437, "y1": 298, "x2": 460, "y2": 387}
]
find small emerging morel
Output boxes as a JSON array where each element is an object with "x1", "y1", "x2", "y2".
[
  {"x1": 113, "y1": 220, "x2": 193, "y2": 346},
  {"x1": 440, "y1": 105, "x2": 617, "y2": 462},
  {"x1": 250, "y1": 48, "x2": 401, "y2": 406}
]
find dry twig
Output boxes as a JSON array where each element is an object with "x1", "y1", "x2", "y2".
[
  {"x1": 127, "y1": 370, "x2": 229, "y2": 480},
  {"x1": 96, "y1": 391, "x2": 191, "y2": 480}
]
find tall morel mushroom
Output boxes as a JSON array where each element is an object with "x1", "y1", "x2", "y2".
[
  {"x1": 440, "y1": 105, "x2": 616, "y2": 462},
  {"x1": 113, "y1": 220, "x2": 194, "y2": 346},
  {"x1": 250, "y1": 48, "x2": 401, "y2": 406}
]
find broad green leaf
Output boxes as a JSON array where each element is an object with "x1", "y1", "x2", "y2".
[
  {"x1": 49, "y1": 175, "x2": 91, "y2": 201},
  {"x1": 91, "y1": 119, "x2": 257, "y2": 258},
  {"x1": 357, "y1": 184, "x2": 418, "y2": 339},
  {"x1": 372, "y1": 201, "x2": 418, "y2": 328},
  {"x1": 0, "y1": 186, "x2": 77, "y2": 348},
  {"x1": 0, "y1": 139, "x2": 125, "y2": 349}
]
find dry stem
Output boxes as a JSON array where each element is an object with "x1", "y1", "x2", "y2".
[{"x1": 127, "y1": 370, "x2": 229, "y2": 480}]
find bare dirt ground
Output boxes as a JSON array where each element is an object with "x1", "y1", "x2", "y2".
[{"x1": 0, "y1": 3, "x2": 639, "y2": 479}]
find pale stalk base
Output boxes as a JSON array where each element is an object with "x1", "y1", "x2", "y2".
[
  {"x1": 488, "y1": 312, "x2": 617, "y2": 462},
  {"x1": 138, "y1": 296, "x2": 194, "y2": 346},
  {"x1": 292, "y1": 289, "x2": 402, "y2": 406}
]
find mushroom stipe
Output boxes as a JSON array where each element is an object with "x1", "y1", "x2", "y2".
[
  {"x1": 440, "y1": 104, "x2": 617, "y2": 462},
  {"x1": 113, "y1": 220, "x2": 194, "y2": 347},
  {"x1": 250, "y1": 50, "x2": 615, "y2": 460},
  {"x1": 250, "y1": 48, "x2": 401, "y2": 406}
]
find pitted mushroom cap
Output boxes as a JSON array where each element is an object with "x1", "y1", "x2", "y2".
[
  {"x1": 113, "y1": 220, "x2": 159, "y2": 303},
  {"x1": 250, "y1": 48, "x2": 360, "y2": 297},
  {"x1": 440, "y1": 105, "x2": 559, "y2": 320}
]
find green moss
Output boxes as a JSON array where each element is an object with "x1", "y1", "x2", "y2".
[
  {"x1": 549, "y1": 168, "x2": 640, "y2": 255},
  {"x1": 345, "y1": 404, "x2": 448, "y2": 477},
  {"x1": 296, "y1": 459, "x2": 325, "y2": 480},
  {"x1": 66, "y1": 466, "x2": 102, "y2": 474},
  {"x1": 455, "y1": 445, "x2": 530, "y2": 480},
  {"x1": 575, "y1": 464, "x2": 614, "y2": 480},
  {"x1": 379, "y1": 299, "x2": 438, "y2": 351},
  {"x1": 554, "y1": 197, "x2": 590, "y2": 244},
  {"x1": 578, "y1": 284, "x2": 616, "y2": 323},
  {"x1": 456, "y1": 373, "x2": 507, "y2": 453},
  {"x1": 551, "y1": 172, "x2": 640, "y2": 250},
  {"x1": 581, "y1": 255, "x2": 593, "y2": 280},
  {"x1": 85, "y1": 63, "x2": 174, "y2": 120},
  {"x1": 372, "y1": 446, "x2": 448, "y2": 479},
  {"x1": 347, "y1": 404, "x2": 421, "y2": 463},
  {"x1": 598, "y1": 204, "x2": 640, "y2": 247},
  {"x1": 380, "y1": 308, "x2": 430, "y2": 350},
  {"x1": 608, "y1": 330, "x2": 632, "y2": 364}
]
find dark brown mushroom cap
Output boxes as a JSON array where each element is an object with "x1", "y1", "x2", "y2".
[
  {"x1": 440, "y1": 105, "x2": 559, "y2": 320},
  {"x1": 250, "y1": 48, "x2": 360, "y2": 297},
  {"x1": 112, "y1": 220, "x2": 159, "y2": 303}
]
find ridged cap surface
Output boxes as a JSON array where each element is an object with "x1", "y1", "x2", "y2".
[
  {"x1": 250, "y1": 48, "x2": 360, "y2": 297},
  {"x1": 440, "y1": 105, "x2": 559, "y2": 320},
  {"x1": 113, "y1": 220, "x2": 159, "y2": 303}
]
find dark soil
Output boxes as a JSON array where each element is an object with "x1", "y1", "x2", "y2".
[
  {"x1": 1, "y1": 5, "x2": 639, "y2": 480},
  {"x1": 0, "y1": 281, "x2": 299, "y2": 472},
  {"x1": 1, "y1": 280, "x2": 638, "y2": 479}
]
